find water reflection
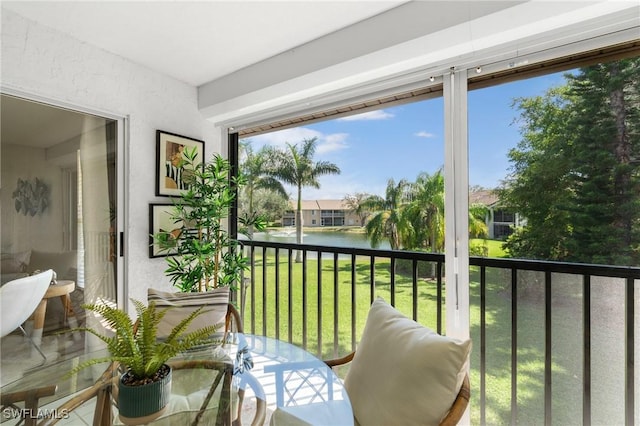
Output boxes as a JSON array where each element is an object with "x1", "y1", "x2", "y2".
[{"x1": 253, "y1": 229, "x2": 391, "y2": 251}]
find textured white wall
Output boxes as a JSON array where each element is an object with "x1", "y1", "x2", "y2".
[{"x1": 1, "y1": 10, "x2": 222, "y2": 308}]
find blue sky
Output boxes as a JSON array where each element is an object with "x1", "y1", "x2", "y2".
[{"x1": 242, "y1": 71, "x2": 567, "y2": 200}]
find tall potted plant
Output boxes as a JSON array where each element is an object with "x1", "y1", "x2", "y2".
[
  {"x1": 67, "y1": 299, "x2": 217, "y2": 425},
  {"x1": 155, "y1": 149, "x2": 252, "y2": 293}
]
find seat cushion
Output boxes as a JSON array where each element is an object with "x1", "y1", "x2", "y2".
[
  {"x1": 344, "y1": 298, "x2": 471, "y2": 426},
  {"x1": 28, "y1": 250, "x2": 77, "y2": 282},
  {"x1": 1, "y1": 250, "x2": 31, "y2": 273},
  {"x1": 147, "y1": 287, "x2": 229, "y2": 339}
]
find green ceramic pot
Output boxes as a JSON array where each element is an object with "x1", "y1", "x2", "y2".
[{"x1": 118, "y1": 365, "x2": 172, "y2": 425}]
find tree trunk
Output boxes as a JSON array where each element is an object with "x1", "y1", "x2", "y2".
[
  {"x1": 608, "y1": 63, "x2": 632, "y2": 247},
  {"x1": 295, "y1": 187, "x2": 303, "y2": 263}
]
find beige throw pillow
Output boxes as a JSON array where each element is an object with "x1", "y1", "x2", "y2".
[
  {"x1": 147, "y1": 287, "x2": 230, "y2": 339},
  {"x1": 344, "y1": 298, "x2": 471, "y2": 426}
]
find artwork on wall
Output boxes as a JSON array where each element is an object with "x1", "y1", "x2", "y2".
[
  {"x1": 156, "y1": 130, "x2": 204, "y2": 197},
  {"x1": 149, "y1": 203, "x2": 182, "y2": 258},
  {"x1": 12, "y1": 177, "x2": 50, "y2": 216}
]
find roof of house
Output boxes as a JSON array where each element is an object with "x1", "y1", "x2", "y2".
[
  {"x1": 290, "y1": 194, "x2": 501, "y2": 210},
  {"x1": 289, "y1": 199, "x2": 349, "y2": 210},
  {"x1": 469, "y1": 190, "x2": 499, "y2": 207},
  {"x1": 316, "y1": 200, "x2": 347, "y2": 210}
]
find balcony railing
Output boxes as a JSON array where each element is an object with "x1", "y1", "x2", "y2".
[{"x1": 238, "y1": 239, "x2": 639, "y2": 425}]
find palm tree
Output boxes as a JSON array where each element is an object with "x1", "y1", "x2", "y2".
[
  {"x1": 342, "y1": 192, "x2": 372, "y2": 226},
  {"x1": 404, "y1": 170, "x2": 446, "y2": 252},
  {"x1": 239, "y1": 142, "x2": 288, "y2": 238},
  {"x1": 468, "y1": 203, "x2": 489, "y2": 239},
  {"x1": 363, "y1": 179, "x2": 410, "y2": 250},
  {"x1": 468, "y1": 202, "x2": 490, "y2": 256},
  {"x1": 267, "y1": 137, "x2": 341, "y2": 261}
]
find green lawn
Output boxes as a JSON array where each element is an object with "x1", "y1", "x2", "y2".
[
  {"x1": 244, "y1": 255, "x2": 440, "y2": 357},
  {"x1": 242, "y1": 250, "x2": 625, "y2": 425},
  {"x1": 470, "y1": 238, "x2": 508, "y2": 258}
]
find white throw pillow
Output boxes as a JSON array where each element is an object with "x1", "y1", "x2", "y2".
[
  {"x1": 344, "y1": 298, "x2": 471, "y2": 426},
  {"x1": 147, "y1": 287, "x2": 230, "y2": 339}
]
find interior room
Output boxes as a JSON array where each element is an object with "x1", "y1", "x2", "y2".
[{"x1": 1, "y1": 95, "x2": 119, "y2": 379}]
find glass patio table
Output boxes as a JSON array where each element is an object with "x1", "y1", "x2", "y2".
[{"x1": 0, "y1": 334, "x2": 352, "y2": 425}]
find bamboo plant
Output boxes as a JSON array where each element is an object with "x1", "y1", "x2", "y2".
[{"x1": 155, "y1": 149, "x2": 253, "y2": 292}]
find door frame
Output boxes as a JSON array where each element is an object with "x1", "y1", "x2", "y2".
[{"x1": 0, "y1": 87, "x2": 128, "y2": 307}]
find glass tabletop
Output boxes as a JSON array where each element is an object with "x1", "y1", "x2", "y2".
[
  {"x1": 1, "y1": 334, "x2": 352, "y2": 425},
  {"x1": 234, "y1": 334, "x2": 353, "y2": 425},
  {"x1": 1, "y1": 345, "x2": 235, "y2": 425}
]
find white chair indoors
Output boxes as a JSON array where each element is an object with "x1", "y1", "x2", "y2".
[{"x1": 0, "y1": 269, "x2": 54, "y2": 364}]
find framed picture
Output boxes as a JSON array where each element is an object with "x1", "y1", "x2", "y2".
[
  {"x1": 156, "y1": 130, "x2": 204, "y2": 197},
  {"x1": 149, "y1": 203, "x2": 182, "y2": 258}
]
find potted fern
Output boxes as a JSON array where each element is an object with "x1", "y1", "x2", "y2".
[{"x1": 68, "y1": 299, "x2": 217, "y2": 425}]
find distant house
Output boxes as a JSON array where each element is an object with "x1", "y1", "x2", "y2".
[
  {"x1": 469, "y1": 190, "x2": 523, "y2": 240},
  {"x1": 283, "y1": 199, "x2": 360, "y2": 227},
  {"x1": 284, "y1": 194, "x2": 520, "y2": 236}
]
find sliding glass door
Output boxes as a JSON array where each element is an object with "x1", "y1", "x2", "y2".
[{"x1": 0, "y1": 94, "x2": 121, "y2": 340}]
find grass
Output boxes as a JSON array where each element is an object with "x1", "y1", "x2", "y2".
[
  {"x1": 470, "y1": 238, "x2": 508, "y2": 258},
  {"x1": 241, "y1": 238, "x2": 627, "y2": 425},
  {"x1": 244, "y1": 255, "x2": 440, "y2": 357}
]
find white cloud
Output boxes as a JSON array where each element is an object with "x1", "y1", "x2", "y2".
[
  {"x1": 337, "y1": 110, "x2": 394, "y2": 121},
  {"x1": 248, "y1": 127, "x2": 322, "y2": 149},
  {"x1": 244, "y1": 127, "x2": 348, "y2": 155},
  {"x1": 414, "y1": 131, "x2": 435, "y2": 138},
  {"x1": 317, "y1": 133, "x2": 348, "y2": 154}
]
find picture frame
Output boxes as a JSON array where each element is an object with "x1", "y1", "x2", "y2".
[
  {"x1": 156, "y1": 130, "x2": 205, "y2": 197},
  {"x1": 149, "y1": 203, "x2": 181, "y2": 258}
]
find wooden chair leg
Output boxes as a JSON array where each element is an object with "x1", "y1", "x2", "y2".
[
  {"x1": 0, "y1": 385, "x2": 57, "y2": 426},
  {"x1": 92, "y1": 386, "x2": 113, "y2": 426}
]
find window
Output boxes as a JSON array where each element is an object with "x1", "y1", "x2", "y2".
[
  {"x1": 494, "y1": 210, "x2": 514, "y2": 223},
  {"x1": 470, "y1": 55, "x2": 640, "y2": 266},
  {"x1": 493, "y1": 224, "x2": 513, "y2": 240},
  {"x1": 238, "y1": 96, "x2": 444, "y2": 253}
]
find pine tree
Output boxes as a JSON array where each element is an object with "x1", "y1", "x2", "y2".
[
  {"x1": 564, "y1": 59, "x2": 640, "y2": 264},
  {"x1": 501, "y1": 57, "x2": 640, "y2": 265}
]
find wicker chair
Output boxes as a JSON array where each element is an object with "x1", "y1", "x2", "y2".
[
  {"x1": 325, "y1": 351, "x2": 470, "y2": 425},
  {"x1": 323, "y1": 298, "x2": 472, "y2": 426}
]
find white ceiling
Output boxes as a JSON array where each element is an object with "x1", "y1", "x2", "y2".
[
  {"x1": 1, "y1": 94, "x2": 110, "y2": 150},
  {"x1": 2, "y1": 1, "x2": 638, "y2": 148},
  {"x1": 1, "y1": 0, "x2": 407, "y2": 87},
  {"x1": 1, "y1": 0, "x2": 409, "y2": 149},
  {"x1": 1, "y1": 0, "x2": 408, "y2": 149}
]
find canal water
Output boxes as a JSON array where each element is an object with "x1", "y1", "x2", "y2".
[{"x1": 252, "y1": 229, "x2": 391, "y2": 251}]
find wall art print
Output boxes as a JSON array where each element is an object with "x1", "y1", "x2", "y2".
[
  {"x1": 149, "y1": 203, "x2": 183, "y2": 258},
  {"x1": 156, "y1": 130, "x2": 205, "y2": 197},
  {"x1": 12, "y1": 177, "x2": 50, "y2": 216}
]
